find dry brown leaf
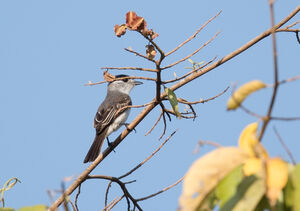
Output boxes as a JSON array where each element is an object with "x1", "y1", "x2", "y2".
[
  {"x1": 114, "y1": 24, "x2": 127, "y2": 37},
  {"x1": 146, "y1": 44, "x2": 156, "y2": 60},
  {"x1": 103, "y1": 71, "x2": 115, "y2": 82},
  {"x1": 126, "y1": 11, "x2": 146, "y2": 31},
  {"x1": 126, "y1": 11, "x2": 137, "y2": 27}
]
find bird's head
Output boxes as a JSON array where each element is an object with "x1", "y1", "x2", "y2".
[{"x1": 108, "y1": 74, "x2": 143, "y2": 95}]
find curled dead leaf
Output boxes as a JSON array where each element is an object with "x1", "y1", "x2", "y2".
[
  {"x1": 103, "y1": 71, "x2": 115, "y2": 82},
  {"x1": 146, "y1": 44, "x2": 156, "y2": 60},
  {"x1": 126, "y1": 11, "x2": 146, "y2": 31},
  {"x1": 114, "y1": 24, "x2": 127, "y2": 37}
]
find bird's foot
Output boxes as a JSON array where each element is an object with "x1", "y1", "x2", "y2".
[
  {"x1": 123, "y1": 123, "x2": 136, "y2": 133},
  {"x1": 106, "y1": 137, "x2": 116, "y2": 153}
]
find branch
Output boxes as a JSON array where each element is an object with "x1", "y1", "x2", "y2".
[
  {"x1": 177, "y1": 86, "x2": 229, "y2": 105},
  {"x1": 258, "y1": 0, "x2": 280, "y2": 141},
  {"x1": 84, "y1": 76, "x2": 157, "y2": 86},
  {"x1": 136, "y1": 177, "x2": 184, "y2": 201},
  {"x1": 145, "y1": 112, "x2": 163, "y2": 136},
  {"x1": 119, "y1": 130, "x2": 177, "y2": 179},
  {"x1": 102, "y1": 196, "x2": 124, "y2": 211},
  {"x1": 273, "y1": 126, "x2": 296, "y2": 165},
  {"x1": 162, "y1": 56, "x2": 217, "y2": 84},
  {"x1": 124, "y1": 47, "x2": 156, "y2": 63},
  {"x1": 266, "y1": 74, "x2": 300, "y2": 87},
  {"x1": 86, "y1": 175, "x2": 142, "y2": 211},
  {"x1": 165, "y1": 11, "x2": 222, "y2": 57},
  {"x1": 193, "y1": 140, "x2": 222, "y2": 154},
  {"x1": 101, "y1": 66, "x2": 158, "y2": 72}
]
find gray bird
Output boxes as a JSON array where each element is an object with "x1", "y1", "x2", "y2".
[{"x1": 84, "y1": 74, "x2": 143, "y2": 163}]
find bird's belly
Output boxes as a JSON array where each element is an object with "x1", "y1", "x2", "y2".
[{"x1": 106, "y1": 109, "x2": 130, "y2": 136}]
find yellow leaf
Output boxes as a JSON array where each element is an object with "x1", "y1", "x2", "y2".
[
  {"x1": 179, "y1": 147, "x2": 249, "y2": 211},
  {"x1": 243, "y1": 157, "x2": 262, "y2": 176},
  {"x1": 266, "y1": 157, "x2": 288, "y2": 206},
  {"x1": 227, "y1": 80, "x2": 266, "y2": 110},
  {"x1": 238, "y1": 122, "x2": 259, "y2": 157}
]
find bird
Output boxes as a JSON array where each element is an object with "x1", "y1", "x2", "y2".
[{"x1": 83, "y1": 74, "x2": 143, "y2": 163}]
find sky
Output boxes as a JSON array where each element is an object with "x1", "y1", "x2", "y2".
[{"x1": 1, "y1": 1, "x2": 300, "y2": 210}]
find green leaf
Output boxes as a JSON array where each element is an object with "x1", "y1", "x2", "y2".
[
  {"x1": 165, "y1": 88, "x2": 181, "y2": 119},
  {"x1": 0, "y1": 208, "x2": 15, "y2": 211},
  {"x1": 254, "y1": 196, "x2": 271, "y2": 211},
  {"x1": 216, "y1": 165, "x2": 244, "y2": 208},
  {"x1": 285, "y1": 163, "x2": 300, "y2": 211},
  {"x1": 18, "y1": 205, "x2": 47, "y2": 211},
  {"x1": 220, "y1": 174, "x2": 265, "y2": 211},
  {"x1": 293, "y1": 163, "x2": 300, "y2": 211}
]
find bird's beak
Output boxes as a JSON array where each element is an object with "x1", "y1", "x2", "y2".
[{"x1": 134, "y1": 80, "x2": 143, "y2": 86}]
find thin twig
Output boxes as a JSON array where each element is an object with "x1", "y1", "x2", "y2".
[
  {"x1": 271, "y1": 116, "x2": 300, "y2": 121},
  {"x1": 74, "y1": 184, "x2": 81, "y2": 211},
  {"x1": 162, "y1": 31, "x2": 221, "y2": 70},
  {"x1": 101, "y1": 66, "x2": 157, "y2": 72},
  {"x1": 124, "y1": 47, "x2": 156, "y2": 63},
  {"x1": 87, "y1": 175, "x2": 142, "y2": 211},
  {"x1": 162, "y1": 56, "x2": 217, "y2": 84},
  {"x1": 193, "y1": 140, "x2": 222, "y2": 154},
  {"x1": 102, "y1": 196, "x2": 124, "y2": 211},
  {"x1": 273, "y1": 126, "x2": 296, "y2": 165},
  {"x1": 105, "y1": 181, "x2": 113, "y2": 209},
  {"x1": 69, "y1": 200, "x2": 77, "y2": 211},
  {"x1": 160, "y1": 110, "x2": 167, "y2": 140},
  {"x1": 258, "y1": 0, "x2": 280, "y2": 141},
  {"x1": 164, "y1": 108, "x2": 197, "y2": 119},
  {"x1": 239, "y1": 104, "x2": 265, "y2": 119},
  {"x1": 84, "y1": 76, "x2": 157, "y2": 86},
  {"x1": 283, "y1": 19, "x2": 300, "y2": 29},
  {"x1": 177, "y1": 86, "x2": 229, "y2": 105},
  {"x1": 276, "y1": 28, "x2": 300, "y2": 32},
  {"x1": 239, "y1": 104, "x2": 300, "y2": 121},
  {"x1": 145, "y1": 112, "x2": 163, "y2": 136},
  {"x1": 266, "y1": 75, "x2": 300, "y2": 87},
  {"x1": 136, "y1": 177, "x2": 184, "y2": 201},
  {"x1": 165, "y1": 11, "x2": 222, "y2": 57},
  {"x1": 119, "y1": 130, "x2": 177, "y2": 179}
]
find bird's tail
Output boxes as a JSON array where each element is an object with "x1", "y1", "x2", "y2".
[{"x1": 83, "y1": 131, "x2": 106, "y2": 163}]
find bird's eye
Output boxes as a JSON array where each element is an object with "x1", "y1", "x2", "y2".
[{"x1": 122, "y1": 78, "x2": 128, "y2": 82}]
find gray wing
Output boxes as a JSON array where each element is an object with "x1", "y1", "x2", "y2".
[{"x1": 94, "y1": 94, "x2": 132, "y2": 134}]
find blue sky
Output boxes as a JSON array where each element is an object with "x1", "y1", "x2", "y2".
[{"x1": 1, "y1": 1, "x2": 300, "y2": 210}]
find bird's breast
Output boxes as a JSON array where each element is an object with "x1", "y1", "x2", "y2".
[{"x1": 106, "y1": 109, "x2": 130, "y2": 137}]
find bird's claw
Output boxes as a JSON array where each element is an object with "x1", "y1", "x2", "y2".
[
  {"x1": 124, "y1": 123, "x2": 136, "y2": 133},
  {"x1": 106, "y1": 138, "x2": 116, "y2": 153}
]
